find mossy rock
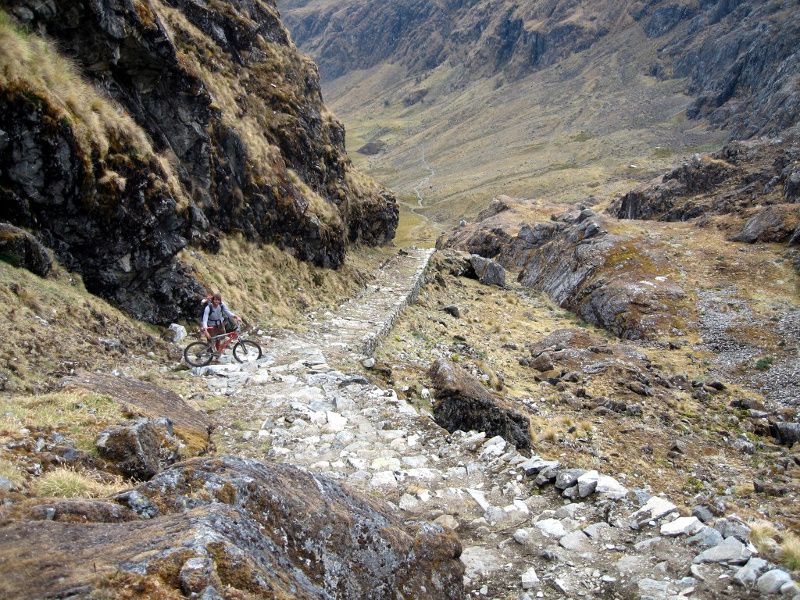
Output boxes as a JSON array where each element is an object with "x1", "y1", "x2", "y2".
[{"x1": 0, "y1": 223, "x2": 52, "y2": 277}]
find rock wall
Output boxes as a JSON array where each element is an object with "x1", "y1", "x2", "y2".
[{"x1": 0, "y1": 0, "x2": 397, "y2": 323}]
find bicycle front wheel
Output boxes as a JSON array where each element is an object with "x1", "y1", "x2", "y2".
[
  {"x1": 184, "y1": 341, "x2": 215, "y2": 367},
  {"x1": 233, "y1": 340, "x2": 262, "y2": 363}
]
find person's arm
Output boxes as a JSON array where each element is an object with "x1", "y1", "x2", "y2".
[
  {"x1": 222, "y1": 303, "x2": 237, "y2": 319},
  {"x1": 202, "y1": 304, "x2": 210, "y2": 329}
]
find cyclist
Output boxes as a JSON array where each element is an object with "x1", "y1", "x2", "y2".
[{"x1": 201, "y1": 293, "x2": 241, "y2": 355}]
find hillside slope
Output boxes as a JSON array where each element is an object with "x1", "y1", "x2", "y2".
[
  {"x1": 0, "y1": 0, "x2": 397, "y2": 323},
  {"x1": 279, "y1": 0, "x2": 800, "y2": 224}
]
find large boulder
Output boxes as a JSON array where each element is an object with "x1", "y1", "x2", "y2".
[
  {"x1": 0, "y1": 223, "x2": 51, "y2": 277},
  {"x1": 470, "y1": 255, "x2": 506, "y2": 287},
  {"x1": 64, "y1": 373, "x2": 211, "y2": 454},
  {"x1": 731, "y1": 205, "x2": 800, "y2": 244},
  {"x1": 429, "y1": 358, "x2": 531, "y2": 454},
  {"x1": 95, "y1": 418, "x2": 163, "y2": 481},
  {"x1": 0, "y1": 457, "x2": 464, "y2": 599},
  {"x1": 518, "y1": 210, "x2": 688, "y2": 340}
]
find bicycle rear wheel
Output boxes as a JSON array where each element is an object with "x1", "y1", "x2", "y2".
[
  {"x1": 184, "y1": 341, "x2": 215, "y2": 367},
  {"x1": 233, "y1": 340, "x2": 262, "y2": 363}
]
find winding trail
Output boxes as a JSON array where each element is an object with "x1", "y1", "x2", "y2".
[
  {"x1": 411, "y1": 148, "x2": 436, "y2": 209},
  {"x1": 190, "y1": 248, "x2": 798, "y2": 599}
]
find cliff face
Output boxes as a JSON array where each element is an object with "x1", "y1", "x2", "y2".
[
  {"x1": 0, "y1": 0, "x2": 397, "y2": 323},
  {"x1": 280, "y1": 0, "x2": 800, "y2": 138}
]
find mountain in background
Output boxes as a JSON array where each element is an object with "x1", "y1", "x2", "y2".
[{"x1": 278, "y1": 0, "x2": 800, "y2": 227}]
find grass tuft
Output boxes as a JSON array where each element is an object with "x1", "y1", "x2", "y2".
[
  {"x1": 749, "y1": 520, "x2": 779, "y2": 554},
  {"x1": 33, "y1": 467, "x2": 127, "y2": 498},
  {"x1": 779, "y1": 533, "x2": 800, "y2": 571},
  {"x1": 0, "y1": 458, "x2": 24, "y2": 487}
]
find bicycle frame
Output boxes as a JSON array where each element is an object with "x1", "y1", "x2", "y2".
[{"x1": 207, "y1": 329, "x2": 239, "y2": 353}]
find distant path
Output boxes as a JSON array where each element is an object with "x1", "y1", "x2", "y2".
[{"x1": 411, "y1": 148, "x2": 436, "y2": 209}]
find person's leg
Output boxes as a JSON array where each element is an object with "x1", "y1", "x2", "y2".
[{"x1": 209, "y1": 325, "x2": 224, "y2": 353}]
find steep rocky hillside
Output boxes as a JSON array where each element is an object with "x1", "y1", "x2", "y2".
[
  {"x1": 0, "y1": 0, "x2": 397, "y2": 323},
  {"x1": 278, "y1": 0, "x2": 800, "y2": 223},
  {"x1": 282, "y1": 0, "x2": 799, "y2": 138}
]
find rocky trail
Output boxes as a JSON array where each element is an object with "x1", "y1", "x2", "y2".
[{"x1": 191, "y1": 248, "x2": 798, "y2": 600}]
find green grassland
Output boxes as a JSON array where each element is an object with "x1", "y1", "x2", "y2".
[{"x1": 323, "y1": 25, "x2": 727, "y2": 229}]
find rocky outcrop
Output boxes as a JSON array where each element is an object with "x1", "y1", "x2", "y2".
[
  {"x1": 0, "y1": 222, "x2": 51, "y2": 277},
  {"x1": 612, "y1": 137, "x2": 800, "y2": 226},
  {"x1": 666, "y1": 1, "x2": 800, "y2": 138},
  {"x1": 63, "y1": 372, "x2": 211, "y2": 454},
  {"x1": 731, "y1": 205, "x2": 800, "y2": 244},
  {"x1": 0, "y1": 456, "x2": 465, "y2": 599},
  {"x1": 436, "y1": 196, "x2": 561, "y2": 269},
  {"x1": 517, "y1": 209, "x2": 689, "y2": 340},
  {"x1": 0, "y1": 1, "x2": 397, "y2": 324},
  {"x1": 429, "y1": 358, "x2": 531, "y2": 454},
  {"x1": 282, "y1": 0, "x2": 614, "y2": 83},
  {"x1": 95, "y1": 418, "x2": 179, "y2": 481}
]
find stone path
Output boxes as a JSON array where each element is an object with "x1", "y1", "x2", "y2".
[{"x1": 192, "y1": 248, "x2": 799, "y2": 600}]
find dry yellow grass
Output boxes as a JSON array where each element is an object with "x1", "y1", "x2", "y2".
[
  {"x1": 178, "y1": 235, "x2": 394, "y2": 331},
  {"x1": 0, "y1": 389, "x2": 127, "y2": 452},
  {"x1": 0, "y1": 259, "x2": 168, "y2": 392},
  {"x1": 780, "y1": 534, "x2": 800, "y2": 571},
  {"x1": 33, "y1": 467, "x2": 128, "y2": 499},
  {"x1": 0, "y1": 458, "x2": 24, "y2": 487},
  {"x1": 0, "y1": 10, "x2": 186, "y2": 208},
  {"x1": 749, "y1": 520, "x2": 779, "y2": 553}
]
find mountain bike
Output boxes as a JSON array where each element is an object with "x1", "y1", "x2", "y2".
[{"x1": 183, "y1": 324, "x2": 262, "y2": 367}]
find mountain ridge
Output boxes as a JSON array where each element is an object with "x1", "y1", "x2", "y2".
[{"x1": 279, "y1": 0, "x2": 800, "y2": 225}]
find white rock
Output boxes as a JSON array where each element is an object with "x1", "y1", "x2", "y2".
[
  {"x1": 371, "y1": 457, "x2": 401, "y2": 471},
  {"x1": 324, "y1": 411, "x2": 348, "y2": 432},
  {"x1": 559, "y1": 530, "x2": 592, "y2": 552},
  {"x1": 467, "y1": 488, "x2": 491, "y2": 511},
  {"x1": 733, "y1": 557, "x2": 769, "y2": 587},
  {"x1": 757, "y1": 569, "x2": 792, "y2": 594},
  {"x1": 484, "y1": 505, "x2": 507, "y2": 525},
  {"x1": 661, "y1": 516, "x2": 704, "y2": 536},
  {"x1": 402, "y1": 455, "x2": 428, "y2": 468},
  {"x1": 481, "y1": 435, "x2": 507, "y2": 452},
  {"x1": 513, "y1": 528, "x2": 532, "y2": 545},
  {"x1": 631, "y1": 496, "x2": 677, "y2": 524},
  {"x1": 460, "y1": 547, "x2": 505, "y2": 579},
  {"x1": 595, "y1": 475, "x2": 629, "y2": 499},
  {"x1": 576, "y1": 470, "x2": 600, "y2": 497},
  {"x1": 521, "y1": 567, "x2": 540, "y2": 589},
  {"x1": 694, "y1": 537, "x2": 752, "y2": 565},
  {"x1": 535, "y1": 519, "x2": 567, "y2": 539},
  {"x1": 168, "y1": 323, "x2": 187, "y2": 342},
  {"x1": 369, "y1": 471, "x2": 397, "y2": 488},
  {"x1": 405, "y1": 468, "x2": 440, "y2": 481},
  {"x1": 399, "y1": 494, "x2": 419, "y2": 511}
]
